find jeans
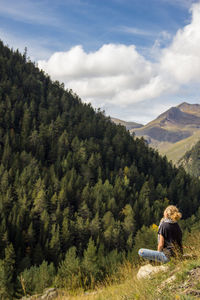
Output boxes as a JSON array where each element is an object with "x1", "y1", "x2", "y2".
[{"x1": 138, "y1": 248, "x2": 170, "y2": 263}]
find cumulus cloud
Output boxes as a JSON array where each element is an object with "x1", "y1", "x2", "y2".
[
  {"x1": 38, "y1": 2, "x2": 200, "y2": 112},
  {"x1": 39, "y1": 44, "x2": 160, "y2": 105},
  {"x1": 160, "y1": 2, "x2": 200, "y2": 84}
]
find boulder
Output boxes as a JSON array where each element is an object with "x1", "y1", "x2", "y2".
[
  {"x1": 137, "y1": 264, "x2": 169, "y2": 280},
  {"x1": 158, "y1": 274, "x2": 176, "y2": 292},
  {"x1": 41, "y1": 288, "x2": 58, "y2": 299}
]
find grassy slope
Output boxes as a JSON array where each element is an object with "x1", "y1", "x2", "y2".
[
  {"x1": 159, "y1": 131, "x2": 200, "y2": 165},
  {"x1": 55, "y1": 232, "x2": 200, "y2": 300}
]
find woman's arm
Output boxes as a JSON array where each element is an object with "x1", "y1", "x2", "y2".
[{"x1": 158, "y1": 234, "x2": 164, "y2": 251}]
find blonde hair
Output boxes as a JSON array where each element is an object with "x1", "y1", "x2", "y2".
[{"x1": 164, "y1": 205, "x2": 182, "y2": 222}]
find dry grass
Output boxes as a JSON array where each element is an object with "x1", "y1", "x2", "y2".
[
  {"x1": 54, "y1": 231, "x2": 200, "y2": 300},
  {"x1": 159, "y1": 130, "x2": 200, "y2": 165},
  {"x1": 54, "y1": 261, "x2": 175, "y2": 300}
]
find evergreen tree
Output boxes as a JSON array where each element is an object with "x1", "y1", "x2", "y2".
[
  {"x1": 82, "y1": 238, "x2": 98, "y2": 288},
  {"x1": 56, "y1": 246, "x2": 80, "y2": 289},
  {"x1": 0, "y1": 244, "x2": 15, "y2": 299}
]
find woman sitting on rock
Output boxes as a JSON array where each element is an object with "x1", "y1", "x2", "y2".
[{"x1": 138, "y1": 205, "x2": 183, "y2": 263}]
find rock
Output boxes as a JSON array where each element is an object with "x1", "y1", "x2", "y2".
[
  {"x1": 20, "y1": 288, "x2": 58, "y2": 300},
  {"x1": 84, "y1": 291, "x2": 98, "y2": 296},
  {"x1": 158, "y1": 274, "x2": 176, "y2": 291},
  {"x1": 42, "y1": 288, "x2": 58, "y2": 299},
  {"x1": 185, "y1": 289, "x2": 200, "y2": 296},
  {"x1": 183, "y1": 253, "x2": 197, "y2": 260},
  {"x1": 137, "y1": 264, "x2": 169, "y2": 280},
  {"x1": 162, "y1": 274, "x2": 176, "y2": 285}
]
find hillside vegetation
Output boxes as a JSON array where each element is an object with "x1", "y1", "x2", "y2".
[
  {"x1": 1, "y1": 41, "x2": 200, "y2": 298},
  {"x1": 55, "y1": 224, "x2": 200, "y2": 300},
  {"x1": 18, "y1": 215, "x2": 200, "y2": 299},
  {"x1": 178, "y1": 139, "x2": 200, "y2": 177}
]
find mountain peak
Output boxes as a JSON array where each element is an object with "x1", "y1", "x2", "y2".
[
  {"x1": 165, "y1": 106, "x2": 182, "y2": 120},
  {"x1": 177, "y1": 102, "x2": 200, "y2": 116},
  {"x1": 152, "y1": 103, "x2": 200, "y2": 127},
  {"x1": 154, "y1": 106, "x2": 183, "y2": 125},
  {"x1": 178, "y1": 102, "x2": 191, "y2": 108},
  {"x1": 133, "y1": 102, "x2": 200, "y2": 147}
]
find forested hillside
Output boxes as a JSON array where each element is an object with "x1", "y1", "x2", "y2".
[
  {"x1": 178, "y1": 140, "x2": 200, "y2": 177},
  {"x1": 0, "y1": 41, "x2": 200, "y2": 298}
]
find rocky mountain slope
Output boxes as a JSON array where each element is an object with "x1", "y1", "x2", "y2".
[{"x1": 131, "y1": 102, "x2": 200, "y2": 164}]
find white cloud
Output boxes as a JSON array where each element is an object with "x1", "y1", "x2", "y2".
[
  {"x1": 118, "y1": 26, "x2": 156, "y2": 37},
  {"x1": 160, "y1": 2, "x2": 200, "y2": 84},
  {"x1": 39, "y1": 44, "x2": 151, "y2": 79},
  {"x1": 39, "y1": 44, "x2": 158, "y2": 105},
  {"x1": 38, "y1": 2, "x2": 200, "y2": 117}
]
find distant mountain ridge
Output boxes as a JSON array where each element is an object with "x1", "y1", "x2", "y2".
[
  {"x1": 132, "y1": 102, "x2": 200, "y2": 163},
  {"x1": 137, "y1": 102, "x2": 200, "y2": 131},
  {"x1": 155, "y1": 106, "x2": 200, "y2": 127},
  {"x1": 111, "y1": 117, "x2": 143, "y2": 130},
  {"x1": 114, "y1": 102, "x2": 200, "y2": 164},
  {"x1": 178, "y1": 102, "x2": 200, "y2": 117}
]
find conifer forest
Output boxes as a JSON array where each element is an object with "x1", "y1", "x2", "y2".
[{"x1": 0, "y1": 41, "x2": 200, "y2": 298}]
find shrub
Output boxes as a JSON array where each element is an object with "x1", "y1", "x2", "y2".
[
  {"x1": 131, "y1": 225, "x2": 157, "y2": 263},
  {"x1": 55, "y1": 247, "x2": 82, "y2": 290},
  {"x1": 18, "y1": 260, "x2": 55, "y2": 296}
]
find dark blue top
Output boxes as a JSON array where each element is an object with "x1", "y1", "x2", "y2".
[{"x1": 158, "y1": 222, "x2": 182, "y2": 257}]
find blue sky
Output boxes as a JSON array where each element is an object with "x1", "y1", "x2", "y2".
[{"x1": 0, "y1": 0, "x2": 200, "y2": 123}]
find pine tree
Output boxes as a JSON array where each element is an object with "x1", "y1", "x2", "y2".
[
  {"x1": 56, "y1": 247, "x2": 80, "y2": 289},
  {"x1": 82, "y1": 238, "x2": 98, "y2": 288},
  {"x1": 0, "y1": 243, "x2": 15, "y2": 299}
]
